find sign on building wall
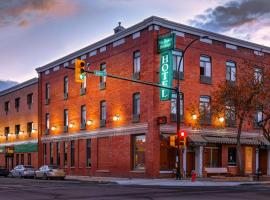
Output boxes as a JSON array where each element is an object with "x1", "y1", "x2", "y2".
[
  {"x1": 160, "y1": 50, "x2": 173, "y2": 101},
  {"x1": 158, "y1": 33, "x2": 175, "y2": 52}
]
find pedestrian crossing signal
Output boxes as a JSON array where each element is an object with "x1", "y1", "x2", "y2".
[{"x1": 75, "y1": 59, "x2": 86, "y2": 83}]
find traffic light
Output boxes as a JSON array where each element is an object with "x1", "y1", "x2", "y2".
[
  {"x1": 177, "y1": 130, "x2": 187, "y2": 147},
  {"x1": 75, "y1": 59, "x2": 86, "y2": 83}
]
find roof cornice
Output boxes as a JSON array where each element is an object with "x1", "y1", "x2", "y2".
[
  {"x1": 0, "y1": 77, "x2": 38, "y2": 97},
  {"x1": 36, "y1": 16, "x2": 270, "y2": 73}
]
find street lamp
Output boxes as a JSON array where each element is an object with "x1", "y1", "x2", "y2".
[{"x1": 175, "y1": 35, "x2": 209, "y2": 180}]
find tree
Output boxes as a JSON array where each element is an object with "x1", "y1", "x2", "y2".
[{"x1": 212, "y1": 62, "x2": 263, "y2": 175}]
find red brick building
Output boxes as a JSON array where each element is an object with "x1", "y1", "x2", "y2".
[
  {"x1": 0, "y1": 78, "x2": 39, "y2": 170},
  {"x1": 36, "y1": 16, "x2": 270, "y2": 178}
]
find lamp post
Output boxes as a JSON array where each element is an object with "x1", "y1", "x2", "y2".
[{"x1": 175, "y1": 35, "x2": 209, "y2": 180}]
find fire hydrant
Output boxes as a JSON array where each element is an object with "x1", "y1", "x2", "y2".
[{"x1": 191, "y1": 171, "x2": 197, "y2": 182}]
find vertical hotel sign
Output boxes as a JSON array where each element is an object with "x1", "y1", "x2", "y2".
[{"x1": 158, "y1": 33, "x2": 175, "y2": 101}]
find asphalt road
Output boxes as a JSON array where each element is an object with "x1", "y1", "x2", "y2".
[{"x1": 0, "y1": 177, "x2": 269, "y2": 200}]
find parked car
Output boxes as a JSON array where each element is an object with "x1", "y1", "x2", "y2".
[
  {"x1": 35, "y1": 165, "x2": 65, "y2": 180},
  {"x1": 10, "y1": 165, "x2": 35, "y2": 178},
  {"x1": 0, "y1": 166, "x2": 9, "y2": 177}
]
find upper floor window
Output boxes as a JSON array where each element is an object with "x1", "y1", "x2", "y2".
[
  {"x1": 200, "y1": 56, "x2": 212, "y2": 84},
  {"x1": 100, "y1": 100, "x2": 106, "y2": 125},
  {"x1": 225, "y1": 105, "x2": 236, "y2": 127},
  {"x1": 170, "y1": 92, "x2": 184, "y2": 121},
  {"x1": 45, "y1": 83, "x2": 50, "y2": 104},
  {"x1": 27, "y1": 93, "x2": 33, "y2": 109},
  {"x1": 4, "y1": 101, "x2": 10, "y2": 114},
  {"x1": 199, "y1": 96, "x2": 211, "y2": 125},
  {"x1": 226, "y1": 61, "x2": 236, "y2": 82},
  {"x1": 15, "y1": 124, "x2": 20, "y2": 135},
  {"x1": 15, "y1": 98, "x2": 20, "y2": 112},
  {"x1": 4, "y1": 127, "x2": 9, "y2": 138},
  {"x1": 172, "y1": 50, "x2": 183, "y2": 79},
  {"x1": 100, "y1": 63, "x2": 106, "y2": 90},
  {"x1": 64, "y1": 76, "x2": 68, "y2": 97},
  {"x1": 254, "y1": 109, "x2": 263, "y2": 128},
  {"x1": 133, "y1": 51, "x2": 140, "y2": 79},
  {"x1": 254, "y1": 67, "x2": 262, "y2": 83},
  {"x1": 45, "y1": 113, "x2": 50, "y2": 133},
  {"x1": 64, "y1": 109, "x2": 68, "y2": 129},
  {"x1": 80, "y1": 77, "x2": 86, "y2": 95},
  {"x1": 27, "y1": 122, "x2": 33, "y2": 137},
  {"x1": 81, "y1": 105, "x2": 86, "y2": 129},
  {"x1": 133, "y1": 93, "x2": 140, "y2": 122}
]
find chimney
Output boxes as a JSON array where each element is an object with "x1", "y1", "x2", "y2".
[{"x1": 114, "y1": 22, "x2": 125, "y2": 34}]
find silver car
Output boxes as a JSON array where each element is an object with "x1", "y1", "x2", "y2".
[
  {"x1": 35, "y1": 165, "x2": 65, "y2": 180},
  {"x1": 10, "y1": 165, "x2": 35, "y2": 178}
]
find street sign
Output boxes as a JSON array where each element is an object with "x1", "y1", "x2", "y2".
[
  {"x1": 94, "y1": 70, "x2": 107, "y2": 76},
  {"x1": 160, "y1": 51, "x2": 173, "y2": 101},
  {"x1": 158, "y1": 33, "x2": 175, "y2": 52}
]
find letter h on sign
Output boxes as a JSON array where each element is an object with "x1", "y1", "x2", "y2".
[{"x1": 160, "y1": 51, "x2": 173, "y2": 101}]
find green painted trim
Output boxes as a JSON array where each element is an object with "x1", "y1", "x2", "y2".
[{"x1": 14, "y1": 143, "x2": 38, "y2": 153}]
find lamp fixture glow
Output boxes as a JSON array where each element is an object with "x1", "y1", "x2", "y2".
[
  {"x1": 219, "y1": 117, "x2": 225, "y2": 123},
  {"x1": 69, "y1": 123, "x2": 74, "y2": 128},
  {"x1": 19, "y1": 131, "x2": 24, "y2": 135},
  {"x1": 113, "y1": 114, "x2": 120, "y2": 121},
  {"x1": 87, "y1": 120, "x2": 93, "y2": 126},
  {"x1": 51, "y1": 126, "x2": 56, "y2": 131},
  {"x1": 191, "y1": 114, "x2": 197, "y2": 120}
]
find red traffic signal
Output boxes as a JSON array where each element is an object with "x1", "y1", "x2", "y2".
[
  {"x1": 177, "y1": 130, "x2": 187, "y2": 138},
  {"x1": 177, "y1": 130, "x2": 187, "y2": 147}
]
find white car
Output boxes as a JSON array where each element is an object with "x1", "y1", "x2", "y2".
[
  {"x1": 35, "y1": 165, "x2": 65, "y2": 180},
  {"x1": 10, "y1": 165, "x2": 35, "y2": 178}
]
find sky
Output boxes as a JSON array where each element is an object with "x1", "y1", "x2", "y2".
[{"x1": 1, "y1": 0, "x2": 270, "y2": 83}]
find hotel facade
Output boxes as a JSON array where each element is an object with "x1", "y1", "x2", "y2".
[{"x1": 1, "y1": 16, "x2": 270, "y2": 178}]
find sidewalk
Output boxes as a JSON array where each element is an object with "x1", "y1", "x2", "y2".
[{"x1": 66, "y1": 175, "x2": 270, "y2": 187}]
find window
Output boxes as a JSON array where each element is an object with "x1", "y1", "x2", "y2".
[
  {"x1": 45, "y1": 113, "x2": 50, "y2": 133},
  {"x1": 4, "y1": 101, "x2": 10, "y2": 114},
  {"x1": 100, "y1": 101, "x2": 106, "y2": 121},
  {"x1": 254, "y1": 67, "x2": 262, "y2": 83},
  {"x1": 4, "y1": 127, "x2": 9, "y2": 139},
  {"x1": 200, "y1": 56, "x2": 211, "y2": 84},
  {"x1": 64, "y1": 109, "x2": 68, "y2": 128},
  {"x1": 225, "y1": 106, "x2": 236, "y2": 127},
  {"x1": 64, "y1": 76, "x2": 68, "y2": 97},
  {"x1": 226, "y1": 61, "x2": 236, "y2": 82},
  {"x1": 70, "y1": 140, "x2": 75, "y2": 167},
  {"x1": 43, "y1": 143, "x2": 47, "y2": 164},
  {"x1": 133, "y1": 51, "x2": 140, "y2": 78},
  {"x1": 133, "y1": 135, "x2": 146, "y2": 170},
  {"x1": 86, "y1": 139, "x2": 91, "y2": 167},
  {"x1": 27, "y1": 122, "x2": 33, "y2": 137},
  {"x1": 100, "y1": 63, "x2": 106, "y2": 89},
  {"x1": 205, "y1": 146, "x2": 221, "y2": 168},
  {"x1": 15, "y1": 124, "x2": 20, "y2": 135},
  {"x1": 170, "y1": 92, "x2": 184, "y2": 121},
  {"x1": 21, "y1": 154, "x2": 24, "y2": 165},
  {"x1": 27, "y1": 93, "x2": 33, "y2": 109},
  {"x1": 228, "y1": 147, "x2": 237, "y2": 166},
  {"x1": 56, "y1": 142, "x2": 60, "y2": 166},
  {"x1": 81, "y1": 76, "x2": 87, "y2": 89},
  {"x1": 199, "y1": 96, "x2": 211, "y2": 125},
  {"x1": 15, "y1": 98, "x2": 20, "y2": 112},
  {"x1": 50, "y1": 142, "x2": 54, "y2": 165},
  {"x1": 254, "y1": 110, "x2": 263, "y2": 128},
  {"x1": 81, "y1": 105, "x2": 86, "y2": 128},
  {"x1": 45, "y1": 83, "x2": 50, "y2": 101},
  {"x1": 172, "y1": 50, "x2": 183, "y2": 79},
  {"x1": 64, "y1": 142, "x2": 68, "y2": 167},
  {"x1": 133, "y1": 93, "x2": 140, "y2": 115},
  {"x1": 27, "y1": 153, "x2": 31, "y2": 165}
]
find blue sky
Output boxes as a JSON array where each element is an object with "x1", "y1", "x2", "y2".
[{"x1": 1, "y1": 0, "x2": 270, "y2": 83}]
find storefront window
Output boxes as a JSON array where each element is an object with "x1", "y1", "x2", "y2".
[
  {"x1": 133, "y1": 135, "x2": 146, "y2": 170},
  {"x1": 204, "y1": 146, "x2": 221, "y2": 168},
  {"x1": 228, "y1": 147, "x2": 237, "y2": 166}
]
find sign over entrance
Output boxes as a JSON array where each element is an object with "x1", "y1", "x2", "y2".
[
  {"x1": 158, "y1": 33, "x2": 175, "y2": 52},
  {"x1": 160, "y1": 51, "x2": 173, "y2": 101}
]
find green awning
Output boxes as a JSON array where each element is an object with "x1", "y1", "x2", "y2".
[
  {"x1": 14, "y1": 143, "x2": 38, "y2": 153},
  {"x1": 0, "y1": 146, "x2": 5, "y2": 153}
]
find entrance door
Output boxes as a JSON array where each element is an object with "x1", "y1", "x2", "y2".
[
  {"x1": 186, "y1": 151, "x2": 195, "y2": 177},
  {"x1": 245, "y1": 147, "x2": 253, "y2": 174},
  {"x1": 259, "y1": 149, "x2": 268, "y2": 175},
  {"x1": 5, "y1": 157, "x2": 14, "y2": 171}
]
